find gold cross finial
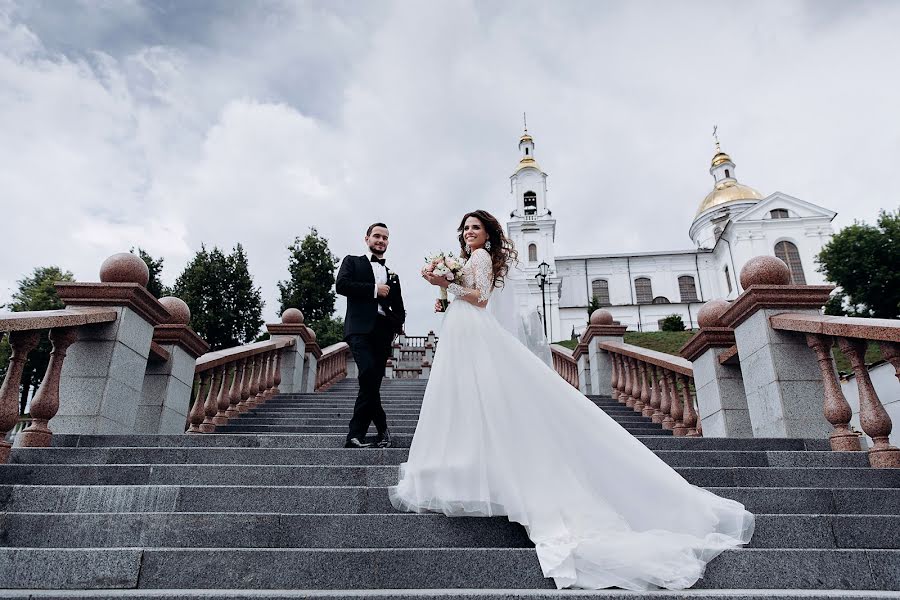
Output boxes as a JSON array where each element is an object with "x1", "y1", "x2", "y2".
[
  {"x1": 523, "y1": 112, "x2": 528, "y2": 133},
  {"x1": 712, "y1": 125, "x2": 721, "y2": 152}
]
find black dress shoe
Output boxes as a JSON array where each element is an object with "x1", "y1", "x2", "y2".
[
  {"x1": 344, "y1": 437, "x2": 372, "y2": 448},
  {"x1": 375, "y1": 428, "x2": 392, "y2": 448}
]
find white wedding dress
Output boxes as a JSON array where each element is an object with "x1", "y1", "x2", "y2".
[{"x1": 389, "y1": 249, "x2": 754, "y2": 591}]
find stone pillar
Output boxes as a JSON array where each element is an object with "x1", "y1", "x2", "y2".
[
  {"x1": 137, "y1": 297, "x2": 209, "y2": 434},
  {"x1": 266, "y1": 308, "x2": 308, "y2": 394},
  {"x1": 52, "y1": 253, "x2": 171, "y2": 435},
  {"x1": 721, "y1": 256, "x2": 835, "y2": 439},
  {"x1": 681, "y1": 300, "x2": 752, "y2": 438},
  {"x1": 574, "y1": 340, "x2": 591, "y2": 395},
  {"x1": 585, "y1": 310, "x2": 628, "y2": 398},
  {"x1": 346, "y1": 352, "x2": 358, "y2": 380}
]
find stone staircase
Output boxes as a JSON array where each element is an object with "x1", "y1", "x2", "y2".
[{"x1": 1, "y1": 379, "x2": 899, "y2": 599}]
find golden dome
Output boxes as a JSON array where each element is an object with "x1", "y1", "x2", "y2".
[
  {"x1": 520, "y1": 133, "x2": 533, "y2": 143},
  {"x1": 697, "y1": 180, "x2": 763, "y2": 216},
  {"x1": 514, "y1": 156, "x2": 543, "y2": 174},
  {"x1": 711, "y1": 151, "x2": 732, "y2": 167}
]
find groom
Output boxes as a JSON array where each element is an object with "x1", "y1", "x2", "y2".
[{"x1": 336, "y1": 223, "x2": 406, "y2": 448}]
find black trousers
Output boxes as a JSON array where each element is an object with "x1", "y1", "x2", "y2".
[{"x1": 346, "y1": 315, "x2": 395, "y2": 441}]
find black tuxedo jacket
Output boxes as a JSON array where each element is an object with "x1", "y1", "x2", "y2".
[{"x1": 336, "y1": 255, "x2": 406, "y2": 337}]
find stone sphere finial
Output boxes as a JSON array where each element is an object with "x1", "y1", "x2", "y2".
[
  {"x1": 590, "y1": 309, "x2": 614, "y2": 326},
  {"x1": 697, "y1": 299, "x2": 730, "y2": 328},
  {"x1": 99, "y1": 252, "x2": 150, "y2": 287},
  {"x1": 305, "y1": 326, "x2": 317, "y2": 342},
  {"x1": 281, "y1": 308, "x2": 304, "y2": 324},
  {"x1": 158, "y1": 296, "x2": 191, "y2": 325},
  {"x1": 740, "y1": 255, "x2": 791, "y2": 289}
]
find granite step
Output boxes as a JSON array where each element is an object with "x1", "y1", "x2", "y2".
[
  {"x1": 7, "y1": 448, "x2": 871, "y2": 468},
  {"x1": 1, "y1": 464, "x2": 897, "y2": 488},
  {"x1": 1, "y1": 547, "x2": 898, "y2": 590},
  {"x1": 212, "y1": 425, "x2": 673, "y2": 436},
  {"x1": 2, "y1": 512, "x2": 897, "y2": 550},
  {"x1": 4, "y1": 485, "x2": 899, "y2": 516}
]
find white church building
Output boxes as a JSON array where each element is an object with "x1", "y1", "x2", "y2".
[{"x1": 504, "y1": 130, "x2": 837, "y2": 339}]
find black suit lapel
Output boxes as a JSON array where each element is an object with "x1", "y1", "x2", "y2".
[{"x1": 359, "y1": 255, "x2": 375, "y2": 283}]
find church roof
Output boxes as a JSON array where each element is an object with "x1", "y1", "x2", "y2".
[
  {"x1": 514, "y1": 156, "x2": 544, "y2": 174},
  {"x1": 711, "y1": 151, "x2": 732, "y2": 167},
  {"x1": 697, "y1": 180, "x2": 763, "y2": 216}
]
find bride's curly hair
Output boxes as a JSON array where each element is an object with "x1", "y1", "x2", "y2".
[{"x1": 457, "y1": 209, "x2": 518, "y2": 289}]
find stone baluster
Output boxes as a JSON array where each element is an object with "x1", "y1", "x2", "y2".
[
  {"x1": 187, "y1": 371, "x2": 212, "y2": 433},
  {"x1": 226, "y1": 360, "x2": 245, "y2": 419},
  {"x1": 640, "y1": 363, "x2": 654, "y2": 417},
  {"x1": 17, "y1": 327, "x2": 79, "y2": 447},
  {"x1": 667, "y1": 371, "x2": 684, "y2": 435},
  {"x1": 263, "y1": 350, "x2": 276, "y2": 401},
  {"x1": 609, "y1": 350, "x2": 618, "y2": 397},
  {"x1": 630, "y1": 358, "x2": 643, "y2": 407},
  {"x1": 273, "y1": 350, "x2": 283, "y2": 395},
  {"x1": 620, "y1": 358, "x2": 632, "y2": 407},
  {"x1": 616, "y1": 355, "x2": 629, "y2": 404},
  {"x1": 680, "y1": 374, "x2": 700, "y2": 437},
  {"x1": 658, "y1": 369, "x2": 673, "y2": 429},
  {"x1": 238, "y1": 357, "x2": 255, "y2": 413},
  {"x1": 649, "y1": 366, "x2": 663, "y2": 423},
  {"x1": 633, "y1": 361, "x2": 647, "y2": 414},
  {"x1": 0, "y1": 331, "x2": 40, "y2": 462},
  {"x1": 806, "y1": 334, "x2": 861, "y2": 451},
  {"x1": 200, "y1": 367, "x2": 222, "y2": 433},
  {"x1": 211, "y1": 365, "x2": 231, "y2": 426},
  {"x1": 253, "y1": 353, "x2": 269, "y2": 404},
  {"x1": 880, "y1": 342, "x2": 899, "y2": 383},
  {"x1": 838, "y1": 338, "x2": 900, "y2": 468}
]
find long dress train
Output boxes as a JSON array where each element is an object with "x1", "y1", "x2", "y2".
[{"x1": 389, "y1": 248, "x2": 754, "y2": 590}]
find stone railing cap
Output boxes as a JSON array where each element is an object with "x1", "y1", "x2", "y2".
[
  {"x1": 679, "y1": 327, "x2": 737, "y2": 362},
  {"x1": 0, "y1": 307, "x2": 117, "y2": 333},
  {"x1": 769, "y1": 313, "x2": 900, "y2": 343},
  {"x1": 720, "y1": 285, "x2": 834, "y2": 330},
  {"x1": 195, "y1": 338, "x2": 293, "y2": 373},
  {"x1": 266, "y1": 322, "x2": 308, "y2": 336},
  {"x1": 55, "y1": 282, "x2": 171, "y2": 327},
  {"x1": 581, "y1": 324, "x2": 628, "y2": 345},
  {"x1": 153, "y1": 324, "x2": 210, "y2": 358}
]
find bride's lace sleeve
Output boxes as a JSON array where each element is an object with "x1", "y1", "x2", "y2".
[{"x1": 449, "y1": 249, "x2": 493, "y2": 303}]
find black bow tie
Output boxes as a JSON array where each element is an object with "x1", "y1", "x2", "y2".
[{"x1": 370, "y1": 256, "x2": 386, "y2": 266}]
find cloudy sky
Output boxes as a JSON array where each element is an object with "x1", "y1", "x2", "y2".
[{"x1": 2, "y1": 0, "x2": 898, "y2": 336}]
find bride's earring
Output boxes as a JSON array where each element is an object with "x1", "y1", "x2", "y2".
[
  {"x1": 466, "y1": 244, "x2": 471, "y2": 254},
  {"x1": 485, "y1": 240, "x2": 492, "y2": 251}
]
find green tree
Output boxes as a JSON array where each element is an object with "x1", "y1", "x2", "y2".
[
  {"x1": 816, "y1": 209, "x2": 900, "y2": 318},
  {"x1": 171, "y1": 244, "x2": 264, "y2": 350},
  {"x1": 131, "y1": 247, "x2": 166, "y2": 299},
  {"x1": 660, "y1": 314, "x2": 686, "y2": 332},
  {"x1": 277, "y1": 228, "x2": 338, "y2": 322},
  {"x1": 0, "y1": 266, "x2": 75, "y2": 413},
  {"x1": 586, "y1": 295, "x2": 602, "y2": 324},
  {"x1": 310, "y1": 316, "x2": 345, "y2": 348}
]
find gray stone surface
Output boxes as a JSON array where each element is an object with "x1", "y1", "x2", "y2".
[{"x1": 0, "y1": 548, "x2": 142, "y2": 589}]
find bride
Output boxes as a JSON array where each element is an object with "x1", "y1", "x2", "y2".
[{"x1": 389, "y1": 209, "x2": 754, "y2": 591}]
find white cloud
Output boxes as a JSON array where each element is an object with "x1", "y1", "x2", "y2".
[{"x1": 2, "y1": 0, "x2": 899, "y2": 336}]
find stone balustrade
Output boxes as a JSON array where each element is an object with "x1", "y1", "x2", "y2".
[
  {"x1": 315, "y1": 342, "x2": 351, "y2": 391},
  {"x1": 550, "y1": 345, "x2": 579, "y2": 388},
  {"x1": 0, "y1": 307, "x2": 117, "y2": 461},
  {"x1": 768, "y1": 313, "x2": 900, "y2": 468},
  {"x1": 602, "y1": 340, "x2": 700, "y2": 437},
  {"x1": 187, "y1": 338, "x2": 294, "y2": 433}
]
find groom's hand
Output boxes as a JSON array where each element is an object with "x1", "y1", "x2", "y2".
[{"x1": 376, "y1": 284, "x2": 390, "y2": 298}]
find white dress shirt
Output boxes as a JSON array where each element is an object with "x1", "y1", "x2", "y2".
[{"x1": 366, "y1": 252, "x2": 388, "y2": 316}]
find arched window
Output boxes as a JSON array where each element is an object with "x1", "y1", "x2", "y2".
[
  {"x1": 525, "y1": 148, "x2": 529, "y2": 155},
  {"x1": 724, "y1": 169, "x2": 730, "y2": 178},
  {"x1": 774, "y1": 241, "x2": 807, "y2": 284},
  {"x1": 678, "y1": 275, "x2": 698, "y2": 302},
  {"x1": 634, "y1": 277, "x2": 653, "y2": 304},
  {"x1": 770, "y1": 209, "x2": 789, "y2": 219},
  {"x1": 524, "y1": 191, "x2": 537, "y2": 215},
  {"x1": 528, "y1": 243, "x2": 537, "y2": 262},
  {"x1": 652, "y1": 296, "x2": 670, "y2": 304},
  {"x1": 591, "y1": 279, "x2": 610, "y2": 306}
]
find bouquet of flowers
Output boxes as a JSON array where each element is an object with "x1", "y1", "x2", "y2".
[{"x1": 422, "y1": 252, "x2": 465, "y2": 311}]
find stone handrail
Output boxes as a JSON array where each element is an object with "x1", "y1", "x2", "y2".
[
  {"x1": 187, "y1": 338, "x2": 294, "y2": 433},
  {"x1": 770, "y1": 313, "x2": 900, "y2": 468},
  {"x1": 0, "y1": 307, "x2": 118, "y2": 461},
  {"x1": 551, "y1": 345, "x2": 579, "y2": 388},
  {"x1": 601, "y1": 341, "x2": 701, "y2": 437},
  {"x1": 315, "y1": 342, "x2": 350, "y2": 391}
]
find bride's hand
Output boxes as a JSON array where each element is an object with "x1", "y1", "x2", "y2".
[
  {"x1": 423, "y1": 272, "x2": 450, "y2": 288},
  {"x1": 434, "y1": 300, "x2": 445, "y2": 313}
]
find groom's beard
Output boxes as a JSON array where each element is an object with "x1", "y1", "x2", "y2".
[{"x1": 368, "y1": 244, "x2": 386, "y2": 258}]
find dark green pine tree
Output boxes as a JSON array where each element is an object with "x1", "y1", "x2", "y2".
[
  {"x1": 171, "y1": 244, "x2": 264, "y2": 350},
  {"x1": 817, "y1": 209, "x2": 900, "y2": 319},
  {"x1": 277, "y1": 228, "x2": 343, "y2": 347},
  {"x1": 0, "y1": 266, "x2": 75, "y2": 413}
]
